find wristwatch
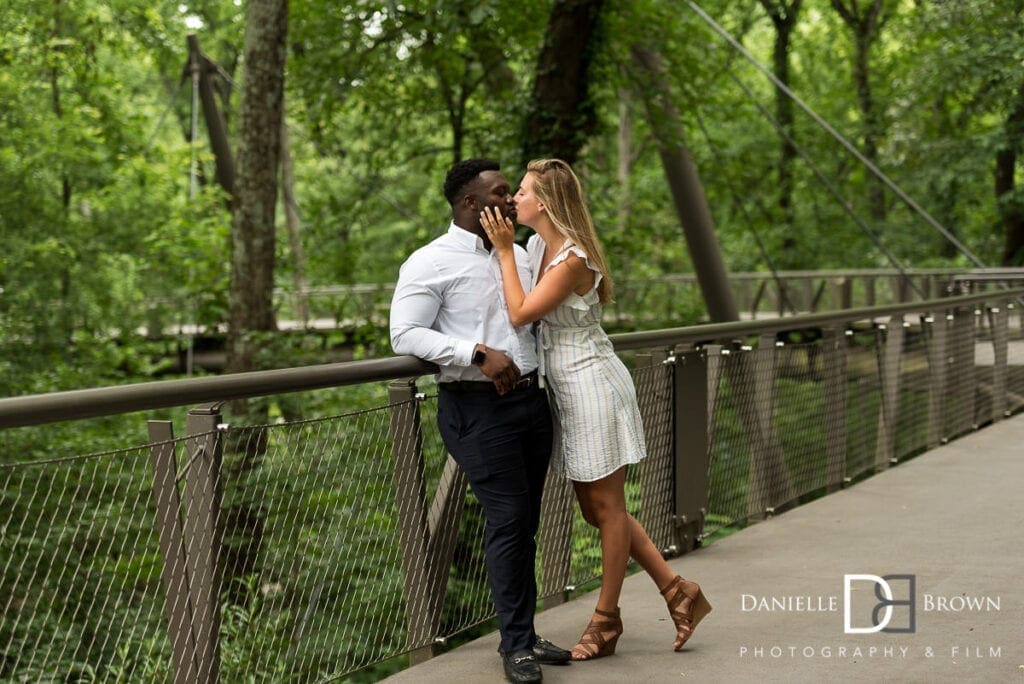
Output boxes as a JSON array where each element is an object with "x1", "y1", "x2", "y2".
[{"x1": 472, "y1": 347, "x2": 487, "y2": 366}]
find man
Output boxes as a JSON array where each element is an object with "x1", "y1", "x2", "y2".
[{"x1": 390, "y1": 159, "x2": 571, "y2": 683}]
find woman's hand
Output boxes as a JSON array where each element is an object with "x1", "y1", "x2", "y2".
[{"x1": 480, "y1": 206, "x2": 515, "y2": 252}]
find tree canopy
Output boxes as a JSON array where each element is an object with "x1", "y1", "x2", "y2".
[{"x1": 2, "y1": 0, "x2": 1022, "y2": 396}]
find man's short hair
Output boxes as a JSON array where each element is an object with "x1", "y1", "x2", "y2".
[{"x1": 443, "y1": 158, "x2": 500, "y2": 206}]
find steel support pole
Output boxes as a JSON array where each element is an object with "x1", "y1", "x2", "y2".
[
  {"x1": 386, "y1": 379, "x2": 435, "y2": 664},
  {"x1": 184, "y1": 404, "x2": 224, "y2": 684},
  {"x1": 821, "y1": 328, "x2": 848, "y2": 491},
  {"x1": 673, "y1": 350, "x2": 710, "y2": 552},
  {"x1": 874, "y1": 317, "x2": 904, "y2": 470},
  {"x1": 147, "y1": 421, "x2": 200, "y2": 684}
]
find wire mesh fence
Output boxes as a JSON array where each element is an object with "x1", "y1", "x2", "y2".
[
  {"x1": 215, "y1": 407, "x2": 410, "y2": 681},
  {"x1": 0, "y1": 443, "x2": 179, "y2": 681},
  {"x1": 1007, "y1": 304, "x2": 1024, "y2": 410},
  {"x1": 2, "y1": 295, "x2": 1023, "y2": 681},
  {"x1": 702, "y1": 301, "x2": 1024, "y2": 539}
]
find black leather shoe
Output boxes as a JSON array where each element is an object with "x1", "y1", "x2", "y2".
[
  {"x1": 502, "y1": 649, "x2": 542, "y2": 683},
  {"x1": 533, "y1": 636, "x2": 571, "y2": 664}
]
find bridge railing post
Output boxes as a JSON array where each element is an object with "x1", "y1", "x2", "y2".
[
  {"x1": 147, "y1": 420, "x2": 200, "y2": 684},
  {"x1": 672, "y1": 349, "x2": 711, "y2": 552},
  {"x1": 145, "y1": 407, "x2": 224, "y2": 684},
  {"x1": 951, "y1": 307, "x2": 979, "y2": 434},
  {"x1": 745, "y1": 335, "x2": 795, "y2": 518},
  {"x1": 989, "y1": 303, "x2": 1010, "y2": 424},
  {"x1": 387, "y1": 379, "x2": 437, "y2": 664},
  {"x1": 821, "y1": 328, "x2": 848, "y2": 491},
  {"x1": 835, "y1": 277, "x2": 853, "y2": 310},
  {"x1": 738, "y1": 279, "x2": 752, "y2": 316},
  {"x1": 801, "y1": 278, "x2": 813, "y2": 313},
  {"x1": 873, "y1": 317, "x2": 904, "y2": 471},
  {"x1": 925, "y1": 312, "x2": 949, "y2": 448},
  {"x1": 386, "y1": 379, "x2": 470, "y2": 662},
  {"x1": 539, "y1": 467, "x2": 574, "y2": 607},
  {"x1": 183, "y1": 403, "x2": 225, "y2": 684}
]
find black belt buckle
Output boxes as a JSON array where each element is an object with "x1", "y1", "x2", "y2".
[{"x1": 513, "y1": 371, "x2": 538, "y2": 391}]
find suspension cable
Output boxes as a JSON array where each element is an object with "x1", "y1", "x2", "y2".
[
  {"x1": 683, "y1": 0, "x2": 988, "y2": 269},
  {"x1": 724, "y1": 66, "x2": 927, "y2": 299}
]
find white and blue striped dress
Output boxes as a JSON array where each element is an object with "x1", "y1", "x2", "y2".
[{"x1": 526, "y1": 235, "x2": 647, "y2": 482}]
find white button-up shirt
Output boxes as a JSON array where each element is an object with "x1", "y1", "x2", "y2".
[{"x1": 390, "y1": 222, "x2": 539, "y2": 383}]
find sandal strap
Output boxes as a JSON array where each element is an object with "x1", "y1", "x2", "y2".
[
  {"x1": 659, "y1": 575, "x2": 682, "y2": 597},
  {"x1": 575, "y1": 609, "x2": 622, "y2": 654},
  {"x1": 661, "y1": 576, "x2": 697, "y2": 625}
]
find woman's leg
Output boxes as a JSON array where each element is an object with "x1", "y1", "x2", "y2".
[
  {"x1": 623, "y1": 514, "x2": 711, "y2": 649},
  {"x1": 575, "y1": 469, "x2": 674, "y2": 591},
  {"x1": 624, "y1": 514, "x2": 676, "y2": 590},
  {"x1": 573, "y1": 467, "x2": 630, "y2": 612},
  {"x1": 570, "y1": 468, "x2": 630, "y2": 658},
  {"x1": 574, "y1": 468, "x2": 710, "y2": 653}
]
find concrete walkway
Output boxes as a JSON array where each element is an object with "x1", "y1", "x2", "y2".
[{"x1": 385, "y1": 414, "x2": 1024, "y2": 683}]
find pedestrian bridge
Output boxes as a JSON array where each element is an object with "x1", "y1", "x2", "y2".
[
  {"x1": 384, "y1": 412, "x2": 1024, "y2": 682},
  {"x1": 1, "y1": 287, "x2": 1022, "y2": 682}
]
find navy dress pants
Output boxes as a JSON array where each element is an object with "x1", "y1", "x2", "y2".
[{"x1": 436, "y1": 383, "x2": 553, "y2": 654}]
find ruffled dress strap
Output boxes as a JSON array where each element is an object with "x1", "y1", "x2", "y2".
[{"x1": 547, "y1": 241, "x2": 603, "y2": 292}]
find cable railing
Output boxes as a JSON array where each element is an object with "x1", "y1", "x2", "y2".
[{"x1": 1, "y1": 288, "x2": 1023, "y2": 681}]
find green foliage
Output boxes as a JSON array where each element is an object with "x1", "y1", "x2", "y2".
[{"x1": 4, "y1": 0, "x2": 1023, "y2": 400}]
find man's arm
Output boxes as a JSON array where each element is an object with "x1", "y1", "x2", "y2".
[
  {"x1": 390, "y1": 254, "x2": 521, "y2": 393},
  {"x1": 390, "y1": 256, "x2": 475, "y2": 365}
]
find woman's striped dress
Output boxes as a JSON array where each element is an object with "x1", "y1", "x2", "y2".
[{"x1": 526, "y1": 235, "x2": 646, "y2": 482}]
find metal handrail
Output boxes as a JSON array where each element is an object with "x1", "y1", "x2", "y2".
[
  {"x1": 0, "y1": 357, "x2": 435, "y2": 429},
  {"x1": 613, "y1": 288, "x2": 1024, "y2": 350},
  {"x1": 2, "y1": 288, "x2": 1020, "y2": 429}
]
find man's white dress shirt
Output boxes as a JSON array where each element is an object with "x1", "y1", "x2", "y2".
[{"x1": 390, "y1": 222, "x2": 538, "y2": 383}]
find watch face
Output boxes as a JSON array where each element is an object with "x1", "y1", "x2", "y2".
[{"x1": 473, "y1": 349, "x2": 487, "y2": 365}]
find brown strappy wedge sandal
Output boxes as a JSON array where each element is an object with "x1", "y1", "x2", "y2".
[
  {"x1": 660, "y1": 575, "x2": 712, "y2": 651},
  {"x1": 571, "y1": 607, "x2": 623, "y2": 661}
]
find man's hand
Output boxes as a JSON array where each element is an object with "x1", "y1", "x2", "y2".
[{"x1": 474, "y1": 344, "x2": 521, "y2": 395}]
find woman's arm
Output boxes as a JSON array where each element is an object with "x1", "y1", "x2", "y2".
[{"x1": 481, "y1": 207, "x2": 589, "y2": 326}]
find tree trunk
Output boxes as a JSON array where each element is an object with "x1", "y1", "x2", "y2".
[
  {"x1": 616, "y1": 92, "x2": 632, "y2": 232},
  {"x1": 188, "y1": 35, "x2": 235, "y2": 196},
  {"x1": 758, "y1": 0, "x2": 802, "y2": 239},
  {"x1": 280, "y1": 120, "x2": 310, "y2": 326},
  {"x1": 522, "y1": 0, "x2": 605, "y2": 164},
  {"x1": 222, "y1": 0, "x2": 287, "y2": 589},
  {"x1": 997, "y1": 84, "x2": 1024, "y2": 265},
  {"x1": 831, "y1": 0, "x2": 887, "y2": 222},
  {"x1": 630, "y1": 45, "x2": 738, "y2": 323},
  {"x1": 853, "y1": 33, "x2": 885, "y2": 222},
  {"x1": 226, "y1": 0, "x2": 288, "y2": 375},
  {"x1": 50, "y1": 0, "x2": 75, "y2": 343}
]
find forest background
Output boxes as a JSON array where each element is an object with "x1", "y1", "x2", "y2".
[{"x1": 2, "y1": 0, "x2": 1023, "y2": 402}]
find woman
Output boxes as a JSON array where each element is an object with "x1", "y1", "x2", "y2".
[{"x1": 479, "y1": 158, "x2": 711, "y2": 660}]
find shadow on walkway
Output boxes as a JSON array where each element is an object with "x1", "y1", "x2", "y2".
[{"x1": 385, "y1": 414, "x2": 1024, "y2": 683}]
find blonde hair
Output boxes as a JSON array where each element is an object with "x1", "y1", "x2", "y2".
[{"x1": 526, "y1": 158, "x2": 614, "y2": 304}]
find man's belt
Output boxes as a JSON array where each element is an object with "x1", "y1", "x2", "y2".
[{"x1": 440, "y1": 371, "x2": 539, "y2": 394}]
